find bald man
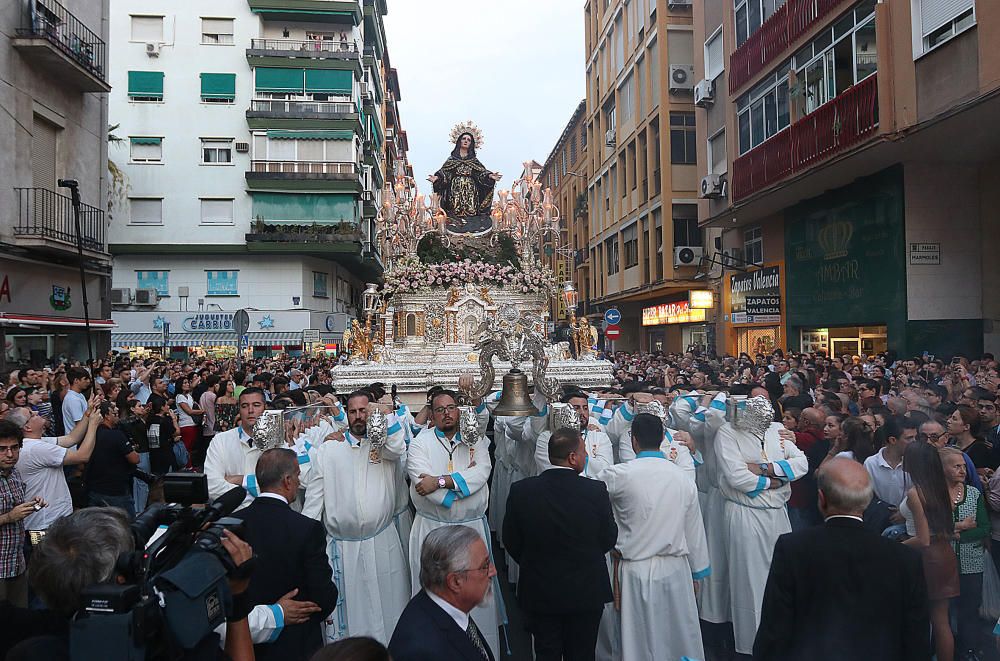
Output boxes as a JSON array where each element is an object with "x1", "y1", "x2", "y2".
[
  {"x1": 754, "y1": 459, "x2": 930, "y2": 661},
  {"x1": 786, "y1": 408, "x2": 829, "y2": 531}
]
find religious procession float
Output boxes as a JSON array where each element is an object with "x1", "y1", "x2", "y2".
[{"x1": 331, "y1": 121, "x2": 612, "y2": 407}]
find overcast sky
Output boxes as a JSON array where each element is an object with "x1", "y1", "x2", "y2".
[{"x1": 383, "y1": 1, "x2": 585, "y2": 195}]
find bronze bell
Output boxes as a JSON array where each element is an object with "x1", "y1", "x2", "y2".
[{"x1": 493, "y1": 369, "x2": 539, "y2": 417}]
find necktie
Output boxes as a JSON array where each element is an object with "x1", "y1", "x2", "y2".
[{"x1": 466, "y1": 618, "x2": 489, "y2": 660}]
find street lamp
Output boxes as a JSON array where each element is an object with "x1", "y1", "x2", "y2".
[
  {"x1": 562, "y1": 281, "x2": 578, "y2": 324},
  {"x1": 362, "y1": 282, "x2": 380, "y2": 319},
  {"x1": 57, "y1": 179, "x2": 93, "y2": 363}
]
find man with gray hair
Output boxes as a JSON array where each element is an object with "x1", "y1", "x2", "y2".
[
  {"x1": 389, "y1": 525, "x2": 496, "y2": 661},
  {"x1": 753, "y1": 458, "x2": 930, "y2": 660}
]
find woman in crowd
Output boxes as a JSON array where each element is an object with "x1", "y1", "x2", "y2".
[
  {"x1": 214, "y1": 379, "x2": 238, "y2": 433},
  {"x1": 949, "y1": 405, "x2": 991, "y2": 473},
  {"x1": 6, "y1": 386, "x2": 26, "y2": 408},
  {"x1": 173, "y1": 376, "x2": 202, "y2": 468},
  {"x1": 146, "y1": 394, "x2": 182, "y2": 476},
  {"x1": 782, "y1": 407, "x2": 801, "y2": 432},
  {"x1": 901, "y1": 440, "x2": 959, "y2": 661},
  {"x1": 940, "y1": 446, "x2": 990, "y2": 660},
  {"x1": 832, "y1": 416, "x2": 875, "y2": 464}
]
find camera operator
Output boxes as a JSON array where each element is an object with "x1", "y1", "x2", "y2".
[{"x1": 5, "y1": 507, "x2": 256, "y2": 660}]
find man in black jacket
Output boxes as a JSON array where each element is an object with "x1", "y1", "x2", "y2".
[
  {"x1": 235, "y1": 448, "x2": 338, "y2": 660},
  {"x1": 503, "y1": 427, "x2": 617, "y2": 661},
  {"x1": 753, "y1": 457, "x2": 930, "y2": 661},
  {"x1": 389, "y1": 525, "x2": 497, "y2": 661}
]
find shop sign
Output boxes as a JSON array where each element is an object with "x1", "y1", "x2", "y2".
[
  {"x1": 908, "y1": 242, "x2": 940, "y2": 265},
  {"x1": 729, "y1": 265, "x2": 781, "y2": 325},
  {"x1": 0, "y1": 259, "x2": 102, "y2": 319},
  {"x1": 182, "y1": 313, "x2": 235, "y2": 332},
  {"x1": 642, "y1": 301, "x2": 707, "y2": 326},
  {"x1": 689, "y1": 290, "x2": 715, "y2": 309}
]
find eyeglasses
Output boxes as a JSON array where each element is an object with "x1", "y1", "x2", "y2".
[
  {"x1": 455, "y1": 558, "x2": 493, "y2": 575},
  {"x1": 919, "y1": 432, "x2": 944, "y2": 441},
  {"x1": 0, "y1": 445, "x2": 21, "y2": 454},
  {"x1": 433, "y1": 404, "x2": 458, "y2": 415}
]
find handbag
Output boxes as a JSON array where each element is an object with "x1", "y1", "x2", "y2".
[{"x1": 172, "y1": 439, "x2": 191, "y2": 469}]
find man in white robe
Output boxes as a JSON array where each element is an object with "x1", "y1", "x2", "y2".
[
  {"x1": 532, "y1": 391, "x2": 613, "y2": 478},
  {"x1": 605, "y1": 391, "x2": 697, "y2": 478},
  {"x1": 407, "y1": 389, "x2": 503, "y2": 657},
  {"x1": 596, "y1": 412, "x2": 711, "y2": 661},
  {"x1": 301, "y1": 391, "x2": 410, "y2": 644},
  {"x1": 717, "y1": 396, "x2": 807, "y2": 655}
]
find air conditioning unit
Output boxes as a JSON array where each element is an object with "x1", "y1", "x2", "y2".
[
  {"x1": 605, "y1": 128, "x2": 616, "y2": 147},
  {"x1": 145, "y1": 42, "x2": 161, "y2": 57},
  {"x1": 177, "y1": 286, "x2": 190, "y2": 297},
  {"x1": 674, "y1": 246, "x2": 704, "y2": 267},
  {"x1": 234, "y1": 142, "x2": 250, "y2": 153},
  {"x1": 694, "y1": 79, "x2": 714, "y2": 107},
  {"x1": 110, "y1": 288, "x2": 132, "y2": 305},
  {"x1": 701, "y1": 174, "x2": 727, "y2": 199},
  {"x1": 134, "y1": 288, "x2": 159, "y2": 306},
  {"x1": 669, "y1": 65, "x2": 695, "y2": 93},
  {"x1": 668, "y1": 0, "x2": 692, "y2": 8}
]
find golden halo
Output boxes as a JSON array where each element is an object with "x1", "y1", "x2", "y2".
[{"x1": 449, "y1": 121, "x2": 485, "y2": 151}]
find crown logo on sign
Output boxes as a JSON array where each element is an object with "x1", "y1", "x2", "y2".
[
  {"x1": 449, "y1": 120, "x2": 485, "y2": 150},
  {"x1": 817, "y1": 220, "x2": 853, "y2": 260}
]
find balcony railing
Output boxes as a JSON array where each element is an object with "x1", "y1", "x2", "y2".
[
  {"x1": 15, "y1": 0, "x2": 107, "y2": 82},
  {"x1": 248, "y1": 38, "x2": 359, "y2": 55},
  {"x1": 732, "y1": 73, "x2": 878, "y2": 201},
  {"x1": 14, "y1": 187, "x2": 106, "y2": 252},
  {"x1": 249, "y1": 99, "x2": 355, "y2": 115},
  {"x1": 250, "y1": 160, "x2": 357, "y2": 175},
  {"x1": 729, "y1": 0, "x2": 850, "y2": 94}
]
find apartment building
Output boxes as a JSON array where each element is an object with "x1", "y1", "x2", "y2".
[
  {"x1": 537, "y1": 100, "x2": 588, "y2": 335},
  {"x1": 1, "y1": 0, "x2": 112, "y2": 367},
  {"x1": 583, "y1": 0, "x2": 715, "y2": 354},
  {"x1": 694, "y1": 0, "x2": 1000, "y2": 357},
  {"x1": 107, "y1": 0, "x2": 411, "y2": 357}
]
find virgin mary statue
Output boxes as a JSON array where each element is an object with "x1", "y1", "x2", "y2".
[{"x1": 427, "y1": 122, "x2": 501, "y2": 233}]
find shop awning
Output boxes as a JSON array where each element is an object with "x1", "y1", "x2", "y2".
[{"x1": 113, "y1": 331, "x2": 308, "y2": 348}]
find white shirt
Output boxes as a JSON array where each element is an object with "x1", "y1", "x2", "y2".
[
  {"x1": 17, "y1": 437, "x2": 70, "y2": 530},
  {"x1": 863, "y1": 448, "x2": 907, "y2": 507},
  {"x1": 61, "y1": 390, "x2": 87, "y2": 435},
  {"x1": 426, "y1": 590, "x2": 469, "y2": 631},
  {"x1": 257, "y1": 492, "x2": 289, "y2": 505},
  {"x1": 175, "y1": 394, "x2": 197, "y2": 428},
  {"x1": 825, "y1": 514, "x2": 864, "y2": 523},
  {"x1": 204, "y1": 426, "x2": 261, "y2": 510}
]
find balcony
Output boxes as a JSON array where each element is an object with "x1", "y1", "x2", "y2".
[
  {"x1": 729, "y1": 0, "x2": 850, "y2": 94},
  {"x1": 246, "y1": 99, "x2": 356, "y2": 121},
  {"x1": 574, "y1": 249, "x2": 589, "y2": 269},
  {"x1": 245, "y1": 220, "x2": 382, "y2": 278},
  {"x1": 247, "y1": 38, "x2": 359, "y2": 60},
  {"x1": 732, "y1": 73, "x2": 878, "y2": 201},
  {"x1": 12, "y1": 0, "x2": 109, "y2": 92},
  {"x1": 245, "y1": 160, "x2": 361, "y2": 191},
  {"x1": 13, "y1": 187, "x2": 107, "y2": 258}
]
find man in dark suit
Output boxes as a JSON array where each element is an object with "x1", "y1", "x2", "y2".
[
  {"x1": 753, "y1": 457, "x2": 931, "y2": 661},
  {"x1": 389, "y1": 525, "x2": 496, "y2": 661},
  {"x1": 235, "y1": 448, "x2": 338, "y2": 660},
  {"x1": 502, "y1": 426, "x2": 617, "y2": 661}
]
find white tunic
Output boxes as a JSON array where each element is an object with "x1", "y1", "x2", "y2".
[
  {"x1": 596, "y1": 454, "x2": 711, "y2": 661},
  {"x1": 717, "y1": 420, "x2": 808, "y2": 654},
  {"x1": 204, "y1": 427, "x2": 261, "y2": 510},
  {"x1": 301, "y1": 417, "x2": 410, "y2": 644},
  {"x1": 406, "y1": 425, "x2": 502, "y2": 658}
]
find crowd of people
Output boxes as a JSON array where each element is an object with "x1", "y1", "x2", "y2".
[{"x1": 0, "y1": 347, "x2": 998, "y2": 660}]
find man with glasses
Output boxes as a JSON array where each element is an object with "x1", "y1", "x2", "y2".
[
  {"x1": 0, "y1": 420, "x2": 47, "y2": 607},
  {"x1": 407, "y1": 389, "x2": 500, "y2": 658}
]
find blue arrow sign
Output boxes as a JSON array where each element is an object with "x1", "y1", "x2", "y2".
[{"x1": 604, "y1": 308, "x2": 622, "y2": 325}]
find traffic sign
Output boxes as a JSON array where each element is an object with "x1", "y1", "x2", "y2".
[
  {"x1": 233, "y1": 309, "x2": 250, "y2": 338},
  {"x1": 604, "y1": 308, "x2": 622, "y2": 325},
  {"x1": 605, "y1": 324, "x2": 621, "y2": 340}
]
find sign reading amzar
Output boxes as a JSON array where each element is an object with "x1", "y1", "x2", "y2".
[{"x1": 642, "y1": 301, "x2": 707, "y2": 326}]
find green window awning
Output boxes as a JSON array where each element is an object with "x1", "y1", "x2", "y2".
[
  {"x1": 200, "y1": 73, "x2": 236, "y2": 99},
  {"x1": 368, "y1": 115, "x2": 382, "y2": 149},
  {"x1": 128, "y1": 71, "x2": 164, "y2": 98},
  {"x1": 252, "y1": 192, "x2": 358, "y2": 222},
  {"x1": 305, "y1": 69, "x2": 353, "y2": 94},
  {"x1": 266, "y1": 130, "x2": 354, "y2": 141},
  {"x1": 130, "y1": 137, "x2": 162, "y2": 145},
  {"x1": 254, "y1": 67, "x2": 304, "y2": 93}
]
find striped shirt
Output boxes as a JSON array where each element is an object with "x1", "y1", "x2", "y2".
[{"x1": 0, "y1": 468, "x2": 27, "y2": 578}]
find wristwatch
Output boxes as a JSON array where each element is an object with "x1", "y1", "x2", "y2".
[
  {"x1": 759, "y1": 462, "x2": 769, "y2": 475},
  {"x1": 437, "y1": 476, "x2": 448, "y2": 489}
]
